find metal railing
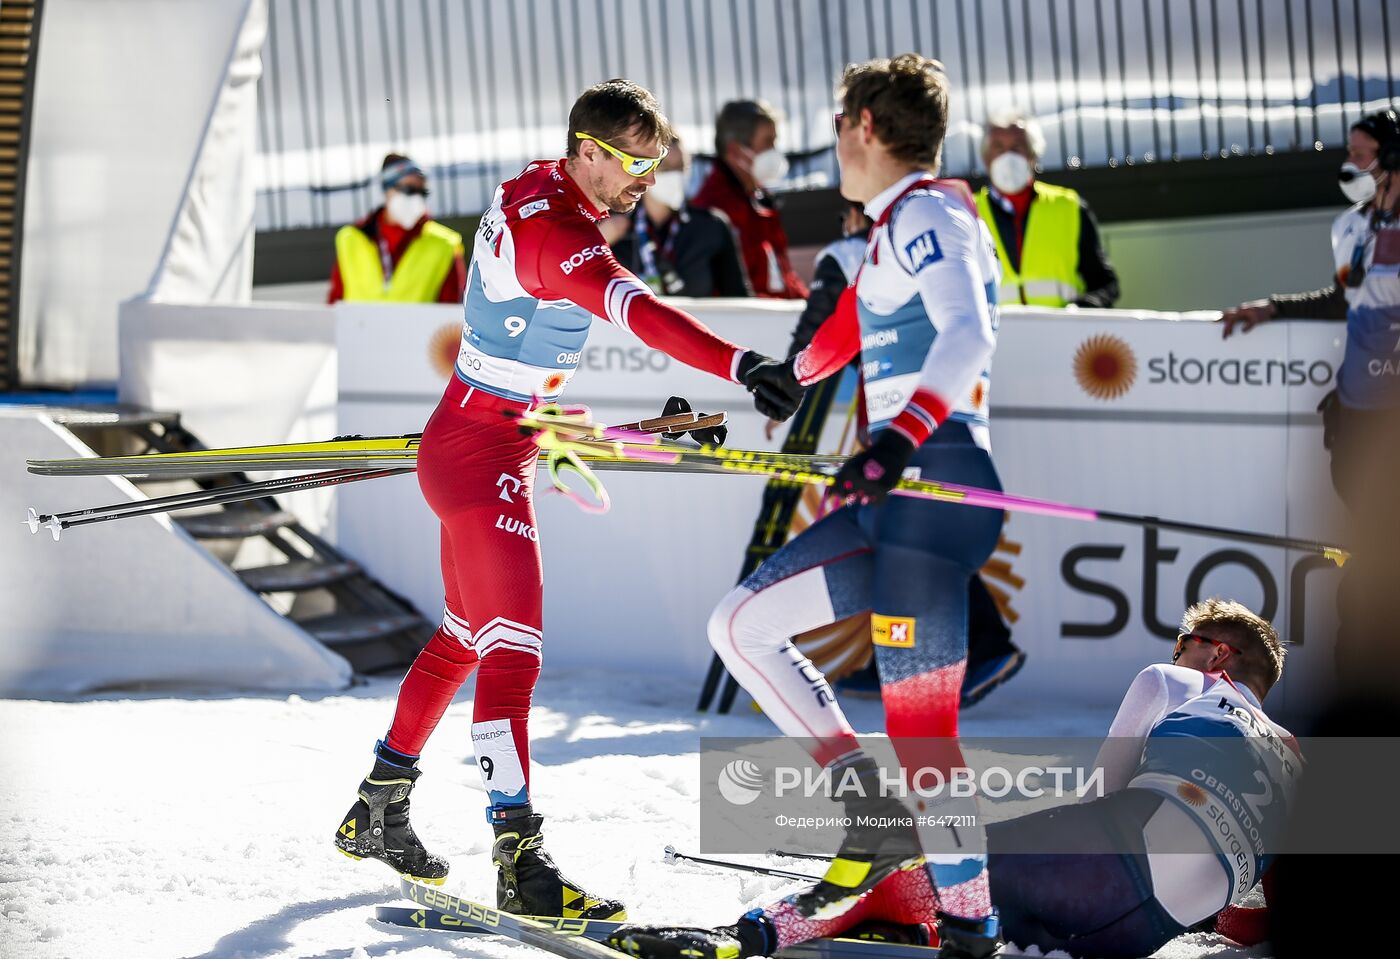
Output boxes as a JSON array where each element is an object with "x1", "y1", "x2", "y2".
[
  {"x1": 255, "y1": 0, "x2": 1397, "y2": 232},
  {"x1": 0, "y1": 0, "x2": 42, "y2": 390}
]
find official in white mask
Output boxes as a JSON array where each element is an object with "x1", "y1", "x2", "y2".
[
  {"x1": 328, "y1": 153, "x2": 467, "y2": 304},
  {"x1": 974, "y1": 109, "x2": 1119, "y2": 308},
  {"x1": 1220, "y1": 110, "x2": 1400, "y2": 505},
  {"x1": 691, "y1": 99, "x2": 809, "y2": 299},
  {"x1": 604, "y1": 137, "x2": 751, "y2": 298}
]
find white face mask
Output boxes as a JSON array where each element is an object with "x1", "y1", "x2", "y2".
[
  {"x1": 648, "y1": 170, "x2": 687, "y2": 211},
  {"x1": 750, "y1": 148, "x2": 790, "y2": 188},
  {"x1": 989, "y1": 151, "x2": 1033, "y2": 194},
  {"x1": 1339, "y1": 161, "x2": 1379, "y2": 204},
  {"x1": 386, "y1": 191, "x2": 428, "y2": 229}
]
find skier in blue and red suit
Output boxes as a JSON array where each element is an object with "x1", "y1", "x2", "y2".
[{"x1": 618, "y1": 53, "x2": 1006, "y2": 959}]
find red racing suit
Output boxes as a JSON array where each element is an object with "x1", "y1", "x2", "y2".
[{"x1": 383, "y1": 159, "x2": 746, "y2": 813}]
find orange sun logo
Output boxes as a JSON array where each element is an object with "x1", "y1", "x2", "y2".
[
  {"x1": 1177, "y1": 782, "x2": 1208, "y2": 807},
  {"x1": 1073, "y1": 334, "x2": 1137, "y2": 400},
  {"x1": 541, "y1": 372, "x2": 567, "y2": 395},
  {"x1": 428, "y1": 324, "x2": 460, "y2": 379},
  {"x1": 970, "y1": 379, "x2": 987, "y2": 411}
]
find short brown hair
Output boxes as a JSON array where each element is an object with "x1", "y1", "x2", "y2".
[
  {"x1": 1181, "y1": 598, "x2": 1286, "y2": 693},
  {"x1": 714, "y1": 99, "x2": 780, "y2": 157},
  {"x1": 567, "y1": 79, "x2": 674, "y2": 156},
  {"x1": 838, "y1": 54, "x2": 950, "y2": 168}
]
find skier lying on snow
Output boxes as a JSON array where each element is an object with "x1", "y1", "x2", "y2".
[{"x1": 611, "y1": 598, "x2": 1299, "y2": 959}]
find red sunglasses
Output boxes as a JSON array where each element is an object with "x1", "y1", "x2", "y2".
[{"x1": 1173, "y1": 632, "x2": 1243, "y2": 661}]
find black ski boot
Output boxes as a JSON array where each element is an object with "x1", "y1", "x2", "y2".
[
  {"x1": 787, "y1": 757, "x2": 924, "y2": 916},
  {"x1": 335, "y1": 746, "x2": 449, "y2": 884},
  {"x1": 936, "y1": 911, "x2": 1003, "y2": 959},
  {"x1": 491, "y1": 804, "x2": 626, "y2": 919},
  {"x1": 610, "y1": 910, "x2": 775, "y2": 959}
]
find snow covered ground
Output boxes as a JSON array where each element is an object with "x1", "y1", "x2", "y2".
[{"x1": 0, "y1": 667, "x2": 1268, "y2": 959}]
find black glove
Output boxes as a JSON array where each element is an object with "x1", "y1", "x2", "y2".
[
  {"x1": 737, "y1": 350, "x2": 804, "y2": 421},
  {"x1": 833, "y1": 429, "x2": 917, "y2": 503}
]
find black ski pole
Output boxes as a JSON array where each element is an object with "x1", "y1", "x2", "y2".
[
  {"x1": 765, "y1": 848, "x2": 836, "y2": 863},
  {"x1": 663, "y1": 845, "x2": 821, "y2": 882},
  {"x1": 25, "y1": 467, "x2": 411, "y2": 540},
  {"x1": 31, "y1": 466, "x2": 379, "y2": 525}
]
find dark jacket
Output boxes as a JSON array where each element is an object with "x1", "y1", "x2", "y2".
[
  {"x1": 610, "y1": 204, "x2": 752, "y2": 298},
  {"x1": 691, "y1": 161, "x2": 808, "y2": 299},
  {"x1": 786, "y1": 232, "x2": 869, "y2": 357},
  {"x1": 1269, "y1": 283, "x2": 1349, "y2": 320}
]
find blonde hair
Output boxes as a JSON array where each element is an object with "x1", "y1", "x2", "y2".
[{"x1": 1181, "y1": 597, "x2": 1286, "y2": 692}]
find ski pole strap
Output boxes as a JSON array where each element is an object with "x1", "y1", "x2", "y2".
[
  {"x1": 544, "y1": 445, "x2": 610, "y2": 514},
  {"x1": 528, "y1": 402, "x2": 620, "y2": 514}
]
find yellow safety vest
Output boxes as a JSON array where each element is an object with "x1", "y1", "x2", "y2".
[
  {"x1": 335, "y1": 219, "x2": 464, "y2": 302},
  {"x1": 975, "y1": 181, "x2": 1085, "y2": 307}
]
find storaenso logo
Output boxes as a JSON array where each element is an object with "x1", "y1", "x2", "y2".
[
  {"x1": 428, "y1": 322, "x2": 460, "y2": 379},
  {"x1": 582, "y1": 345, "x2": 671, "y2": 374},
  {"x1": 1074, "y1": 334, "x2": 1137, "y2": 400},
  {"x1": 1147, "y1": 353, "x2": 1334, "y2": 388},
  {"x1": 1072, "y1": 335, "x2": 1337, "y2": 399},
  {"x1": 1060, "y1": 527, "x2": 1341, "y2": 647},
  {"x1": 560, "y1": 244, "x2": 610, "y2": 275},
  {"x1": 717, "y1": 759, "x2": 765, "y2": 806}
]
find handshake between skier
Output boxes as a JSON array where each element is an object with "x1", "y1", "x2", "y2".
[{"x1": 335, "y1": 45, "x2": 1010, "y2": 954}]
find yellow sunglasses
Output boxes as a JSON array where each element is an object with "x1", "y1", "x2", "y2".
[{"x1": 574, "y1": 132, "x2": 669, "y2": 177}]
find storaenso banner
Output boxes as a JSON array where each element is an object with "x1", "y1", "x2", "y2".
[
  {"x1": 699, "y1": 737, "x2": 1400, "y2": 869},
  {"x1": 1145, "y1": 353, "x2": 1335, "y2": 388},
  {"x1": 1059, "y1": 527, "x2": 1340, "y2": 647},
  {"x1": 334, "y1": 307, "x2": 1347, "y2": 720}
]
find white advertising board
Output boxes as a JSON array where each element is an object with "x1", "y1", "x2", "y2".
[{"x1": 334, "y1": 301, "x2": 1346, "y2": 725}]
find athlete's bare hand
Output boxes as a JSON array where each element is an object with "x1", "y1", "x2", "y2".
[
  {"x1": 764, "y1": 418, "x2": 783, "y2": 440},
  {"x1": 1219, "y1": 299, "x2": 1277, "y2": 339}
]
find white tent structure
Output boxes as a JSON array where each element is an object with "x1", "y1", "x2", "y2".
[{"x1": 20, "y1": 0, "x2": 265, "y2": 386}]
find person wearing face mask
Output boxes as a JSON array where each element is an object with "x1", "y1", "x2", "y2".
[
  {"x1": 327, "y1": 153, "x2": 467, "y2": 304},
  {"x1": 691, "y1": 99, "x2": 809, "y2": 299},
  {"x1": 1219, "y1": 109, "x2": 1400, "y2": 503},
  {"x1": 606, "y1": 136, "x2": 751, "y2": 297},
  {"x1": 974, "y1": 111, "x2": 1119, "y2": 308}
]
